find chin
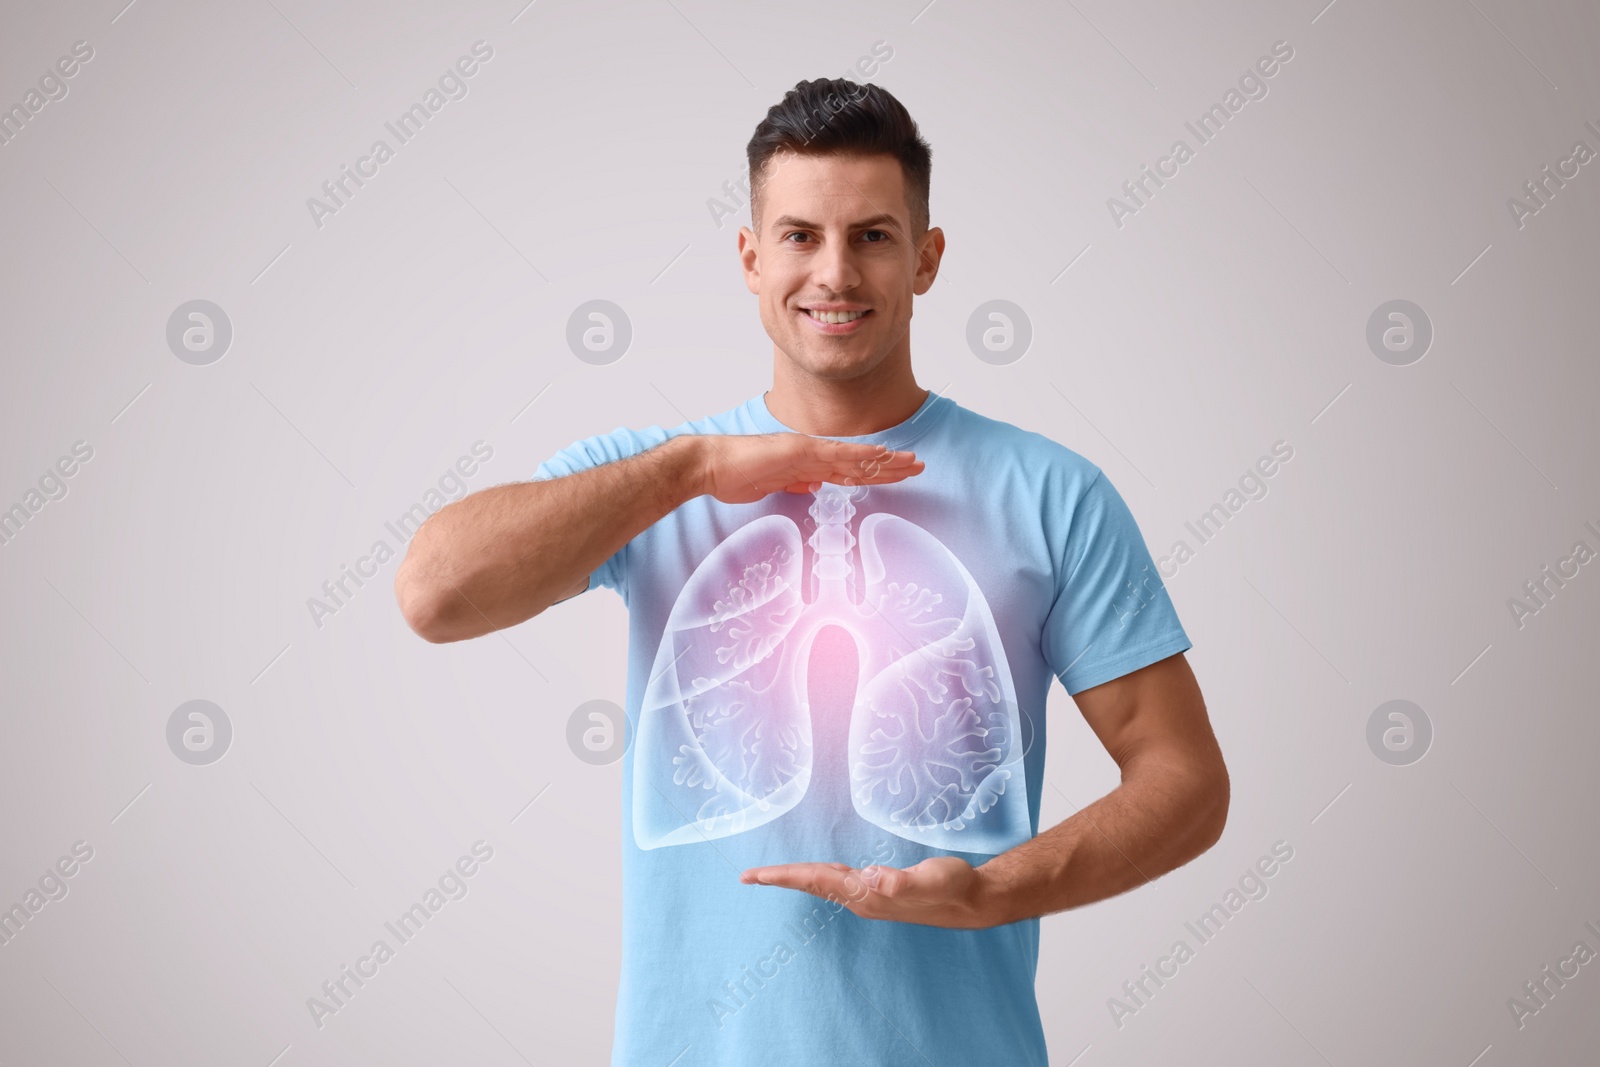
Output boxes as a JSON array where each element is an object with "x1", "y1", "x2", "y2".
[{"x1": 792, "y1": 350, "x2": 883, "y2": 382}]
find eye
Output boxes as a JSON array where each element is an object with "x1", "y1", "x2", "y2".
[
  {"x1": 783, "y1": 231, "x2": 812, "y2": 243},
  {"x1": 861, "y1": 230, "x2": 890, "y2": 243}
]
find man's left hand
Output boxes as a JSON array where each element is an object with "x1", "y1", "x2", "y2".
[{"x1": 738, "y1": 857, "x2": 1005, "y2": 929}]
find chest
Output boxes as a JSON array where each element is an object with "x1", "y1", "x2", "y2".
[{"x1": 625, "y1": 484, "x2": 1055, "y2": 854}]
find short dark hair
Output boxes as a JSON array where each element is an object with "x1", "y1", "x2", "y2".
[{"x1": 745, "y1": 78, "x2": 932, "y2": 241}]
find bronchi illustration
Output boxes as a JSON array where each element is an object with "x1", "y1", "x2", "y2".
[{"x1": 633, "y1": 483, "x2": 1031, "y2": 853}]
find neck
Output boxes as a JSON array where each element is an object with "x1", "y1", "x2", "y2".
[{"x1": 765, "y1": 350, "x2": 927, "y2": 437}]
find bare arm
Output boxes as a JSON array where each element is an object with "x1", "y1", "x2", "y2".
[
  {"x1": 394, "y1": 433, "x2": 924, "y2": 643},
  {"x1": 970, "y1": 651, "x2": 1228, "y2": 923},
  {"x1": 741, "y1": 652, "x2": 1229, "y2": 927}
]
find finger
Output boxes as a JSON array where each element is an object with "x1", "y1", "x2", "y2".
[
  {"x1": 827, "y1": 449, "x2": 920, "y2": 473},
  {"x1": 796, "y1": 457, "x2": 922, "y2": 483},
  {"x1": 815, "y1": 439, "x2": 890, "y2": 460},
  {"x1": 827, "y1": 469, "x2": 919, "y2": 487},
  {"x1": 843, "y1": 461, "x2": 925, "y2": 483},
  {"x1": 859, "y1": 864, "x2": 912, "y2": 898},
  {"x1": 812, "y1": 441, "x2": 919, "y2": 470},
  {"x1": 740, "y1": 863, "x2": 817, "y2": 886},
  {"x1": 740, "y1": 863, "x2": 828, "y2": 890},
  {"x1": 857, "y1": 460, "x2": 921, "y2": 476},
  {"x1": 845, "y1": 449, "x2": 920, "y2": 468},
  {"x1": 744, "y1": 864, "x2": 873, "y2": 906},
  {"x1": 789, "y1": 444, "x2": 913, "y2": 471},
  {"x1": 832, "y1": 452, "x2": 920, "y2": 474}
]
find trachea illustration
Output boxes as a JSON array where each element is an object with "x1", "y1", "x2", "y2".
[{"x1": 634, "y1": 484, "x2": 1030, "y2": 853}]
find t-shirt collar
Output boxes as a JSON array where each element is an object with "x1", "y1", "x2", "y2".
[{"x1": 745, "y1": 388, "x2": 951, "y2": 452}]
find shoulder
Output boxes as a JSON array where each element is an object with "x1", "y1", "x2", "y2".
[{"x1": 943, "y1": 399, "x2": 1104, "y2": 495}]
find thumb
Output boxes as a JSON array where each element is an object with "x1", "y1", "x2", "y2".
[{"x1": 858, "y1": 864, "x2": 909, "y2": 898}]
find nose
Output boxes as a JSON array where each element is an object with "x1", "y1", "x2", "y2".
[{"x1": 810, "y1": 234, "x2": 860, "y2": 294}]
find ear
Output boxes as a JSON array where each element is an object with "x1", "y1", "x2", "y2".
[
  {"x1": 913, "y1": 226, "x2": 945, "y2": 295},
  {"x1": 738, "y1": 225, "x2": 761, "y2": 295}
]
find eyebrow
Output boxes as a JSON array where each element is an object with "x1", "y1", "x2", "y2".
[{"x1": 769, "y1": 213, "x2": 902, "y2": 234}]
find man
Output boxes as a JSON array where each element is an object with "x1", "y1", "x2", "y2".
[{"x1": 396, "y1": 77, "x2": 1228, "y2": 1066}]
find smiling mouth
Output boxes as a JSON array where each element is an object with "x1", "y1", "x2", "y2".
[{"x1": 803, "y1": 308, "x2": 871, "y2": 324}]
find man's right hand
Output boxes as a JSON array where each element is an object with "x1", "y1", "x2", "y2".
[
  {"x1": 691, "y1": 433, "x2": 925, "y2": 504},
  {"x1": 395, "y1": 431, "x2": 924, "y2": 643}
]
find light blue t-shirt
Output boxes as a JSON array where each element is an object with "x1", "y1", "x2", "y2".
[{"x1": 534, "y1": 390, "x2": 1191, "y2": 1067}]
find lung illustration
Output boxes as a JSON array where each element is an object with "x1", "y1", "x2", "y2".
[{"x1": 633, "y1": 484, "x2": 1030, "y2": 853}]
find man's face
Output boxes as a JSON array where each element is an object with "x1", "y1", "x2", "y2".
[{"x1": 738, "y1": 152, "x2": 943, "y2": 383}]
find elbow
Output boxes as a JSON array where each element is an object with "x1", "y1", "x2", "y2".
[
  {"x1": 394, "y1": 554, "x2": 463, "y2": 644},
  {"x1": 1198, "y1": 759, "x2": 1230, "y2": 852},
  {"x1": 404, "y1": 602, "x2": 457, "y2": 644}
]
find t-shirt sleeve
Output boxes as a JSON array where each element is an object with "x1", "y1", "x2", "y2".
[
  {"x1": 1040, "y1": 468, "x2": 1192, "y2": 695},
  {"x1": 531, "y1": 424, "x2": 667, "y2": 598}
]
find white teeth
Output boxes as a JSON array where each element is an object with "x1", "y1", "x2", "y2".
[{"x1": 806, "y1": 309, "x2": 866, "y2": 324}]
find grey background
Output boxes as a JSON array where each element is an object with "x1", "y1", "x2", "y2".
[{"x1": 2, "y1": 0, "x2": 1597, "y2": 1063}]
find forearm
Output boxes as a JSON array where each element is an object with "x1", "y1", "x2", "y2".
[
  {"x1": 974, "y1": 755, "x2": 1228, "y2": 925},
  {"x1": 395, "y1": 435, "x2": 703, "y2": 641}
]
